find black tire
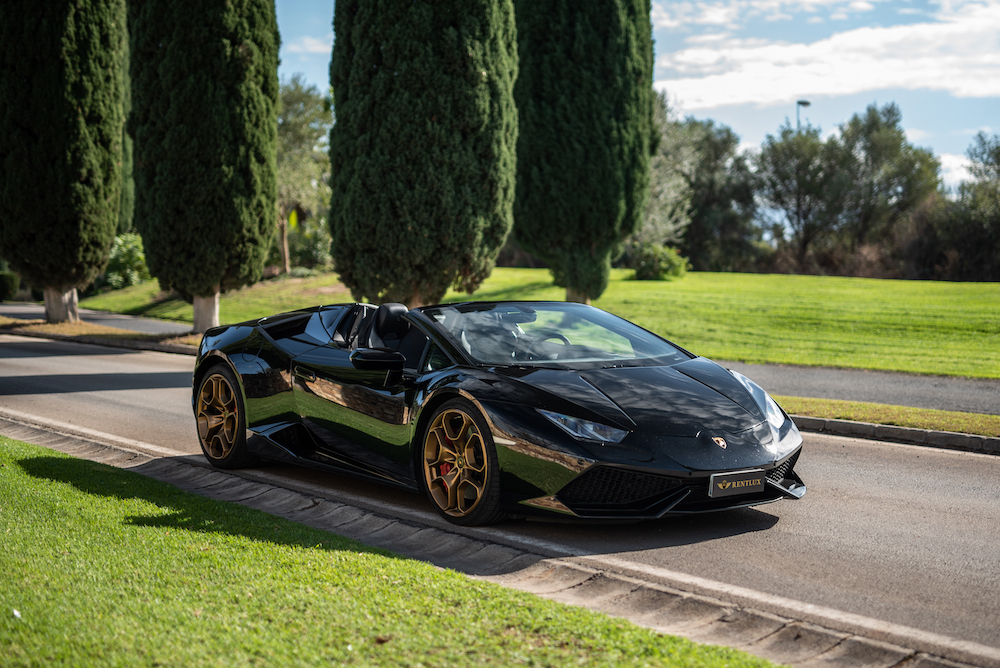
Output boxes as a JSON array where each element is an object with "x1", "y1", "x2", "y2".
[
  {"x1": 195, "y1": 365, "x2": 258, "y2": 469},
  {"x1": 420, "y1": 398, "x2": 505, "y2": 526}
]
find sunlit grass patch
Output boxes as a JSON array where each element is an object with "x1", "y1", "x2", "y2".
[
  {"x1": 0, "y1": 437, "x2": 781, "y2": 668},
  {"x1": 79, "y1": 269, "x2": 1000, "y2": 379},
  {"x1": 779, "y1": 396, "x2": 1000, "y2": 437}
]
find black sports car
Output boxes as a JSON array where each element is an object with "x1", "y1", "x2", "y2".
[{"x1": 193, "y1": 301, "x2": 805, "y2": 526}]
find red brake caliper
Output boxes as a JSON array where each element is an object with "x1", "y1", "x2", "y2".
[{"x1": 439, "y1": 435, "x2": 453, "y2": 488}]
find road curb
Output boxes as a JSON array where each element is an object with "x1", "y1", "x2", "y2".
[
  {"x1": 792, "y1": 415, "x2": 1000, "y2": 456},
  {"x1": 1, "y1": 415, "x2": 997, "y2": 668},
  {"x1": 0, "y1": 327, "x2": 198, "y2": 356}
]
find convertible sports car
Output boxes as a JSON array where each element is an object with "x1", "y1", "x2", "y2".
[{"x1": 193, "y1": 301, "x2": 805, "y2": 526}]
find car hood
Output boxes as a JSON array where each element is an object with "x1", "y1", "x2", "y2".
[{"x1": 500, "y1": 357, "x2": 772, "y2": 469}]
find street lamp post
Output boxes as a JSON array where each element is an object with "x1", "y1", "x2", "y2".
[
  {"x1": 795, "y1": 100, "x2": 810, "y2": 266},
  {"x1": 796, "y1": 99, "x2": 811, "y2": 132}
]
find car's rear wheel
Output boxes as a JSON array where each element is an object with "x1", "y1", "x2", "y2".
[
  {"x1": 196, "y1": 365, "x2": 258, "y2": 469},
  {"x1": 421, "y1": 398, "x2": 504, "y2": 526}
]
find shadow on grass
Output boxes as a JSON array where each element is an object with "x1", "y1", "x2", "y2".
[
  {"x1": 16, "y1": 455, "x2": 400, "y2": 559},
  {"x1": 16, "y1": 452, "x2": 784, "y2": 577},
  {"x1": 458, "y1": 281, "x2": 557, "y2": 302}
]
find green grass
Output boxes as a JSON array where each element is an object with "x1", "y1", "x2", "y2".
[
  {"x1": 0, "y1": 438, "x2": 780, "y2": 668},
  {"x1": 447, "y1": 269, "x2": 1000, "y2": 379},
  {"x1": 80, "y1": 273, "x2": 353, "y2": 326},
  {"x1": 778, "y1": 396, "x2": 1000, "y2": 437},
  {"x1": 81, "y1": 269, "x2": 1000, "y2": 379},
  {"x1": 465, "y1": 269, "x2": 1000, "y2": 379}
]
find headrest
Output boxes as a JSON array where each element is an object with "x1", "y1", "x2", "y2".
[{"x1": 374, "y1": 303, "x2": 409, "y2": 339}]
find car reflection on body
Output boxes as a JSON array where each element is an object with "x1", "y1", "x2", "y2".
[{"x1": 193, "y1": 301, "x2": 805, "y2": 526}]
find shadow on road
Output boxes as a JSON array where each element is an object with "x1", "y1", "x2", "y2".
[
  {"x1": 0, "y1": 336, "x2": 138, "y2": 357},
  {"x1": 0, "y1": 372, "x2": 192, "y2": 395}
]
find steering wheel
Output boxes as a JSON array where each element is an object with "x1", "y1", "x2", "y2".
[{"x1": 522, "y1": 330, "x2": 570, "y2": 359}]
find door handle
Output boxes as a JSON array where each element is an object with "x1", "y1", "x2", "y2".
[{"x1": 293, "y1": 366, "x2": 316, "y2": 382}]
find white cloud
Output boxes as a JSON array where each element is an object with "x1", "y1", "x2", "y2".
[
  {"x1": 905, "y1": 127, "x2": 931, "y2": 142},
  {"x1": 939, "y1": 152, "x2": 972, "y2": 187},
  {"x1": 651, "y1": 0, "x2": 894, "y2": 27},
  {"x1": 685, "y1": 32, "x2": 733, "y2": 44},
  {"x1": 285, "y1": 34, "x2": 333, "y2": 55},
  {"x1": 655, "y1": 1, "x2": 1000, "y2": 110}
]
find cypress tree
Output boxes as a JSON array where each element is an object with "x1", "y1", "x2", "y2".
[
  {"x1": 129, "y1": 0, "x2": 279, "y2": 331},
  {"x1": 0, "y1": 0, "x2": 126, "y2": 322},
  {"x1": 118, "y1": 30, "x2": 134, "y2": 234},
  {"x1": 513, "y1": 0, "x2": 654, "y2": 303},
  {"x1": 329, "y1": 0, "x2": 518, "y2": 307}
]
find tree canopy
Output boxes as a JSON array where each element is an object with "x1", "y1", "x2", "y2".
[
  {"x1": 329, "y1": 0, "x2": 518, "y2": 307},
  {"x1": 754, "y1": 122, "x2": 851, "y2": 270},
  {"x1": 838, "y1": 103, "x2": 939, "y2": 249},
  {"x1": 0, "y1": 0, "x2": 126, "y2": 322},
  {"x1": 513, "y1": 0, "x2": 655, "y2": 303},
  {"x1": 129, "y1": 0, "x2": 280, "y2": 331},
  {"x1": 275, "y1": 74, "x2": 334, "y2": 273}
]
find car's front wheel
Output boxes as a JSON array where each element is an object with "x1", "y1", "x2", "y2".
[
  {"x1": 421, "y1": 398, "x2": 504, "y2": 526},
  {"x1": 195, "y1": 365, "x2": 258, "y2": 469}
]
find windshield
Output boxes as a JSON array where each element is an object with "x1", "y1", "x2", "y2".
[{"x1": 419, "y1": 302, "x2": 691, "y2": 368}]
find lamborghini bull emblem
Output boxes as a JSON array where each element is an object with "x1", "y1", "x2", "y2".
[{"x1": 712, "y1": 436, "x2": 727, "y2": 449}]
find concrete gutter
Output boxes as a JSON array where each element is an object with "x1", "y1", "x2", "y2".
[
  {"x1": 1, "y1": 327, "x2": 198, "y2": 356},
  {"x1": 1, "y1": 413, "x2": 996, "y2": 668}
]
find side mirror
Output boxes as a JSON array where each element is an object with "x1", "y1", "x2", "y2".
[{"x1": 350, "y1": 348, "x2": 405, "y2": 372}]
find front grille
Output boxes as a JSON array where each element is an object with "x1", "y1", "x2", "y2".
[{"x1": 557, "y1": 466, "x2": 682, "y2": 508}]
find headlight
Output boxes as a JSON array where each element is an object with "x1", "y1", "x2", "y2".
[
  {"x1": 537, "y1": 409, "x2": 628, "y2": 443},
  {"x1": 729, "y1": 369, "x2": 801, "y2": 456}
]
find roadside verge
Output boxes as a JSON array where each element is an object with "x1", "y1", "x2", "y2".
[{"x1": 1, "y1": 410, "x2": 996, "y2": 668}]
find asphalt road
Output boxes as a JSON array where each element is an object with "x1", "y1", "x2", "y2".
[{"x1": 1, "y1": 333, "x2": 998, "y2": 651}]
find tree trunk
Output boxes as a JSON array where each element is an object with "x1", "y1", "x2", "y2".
[
  {"x1": 565, "y1": 287, "x2": 591, "y2": 305},
  {"x1": 404, "y1": 290, "x2": 428, "y2": 310},
  {"x1": 43, "y1": 287, "x2": 79, "y2": 323},
  {"x1": 278, "y1": 213, "x2": 290, "y2": 274},
  {"x1": 192, "y1": 286, "x2": 220, "y2": 333}
]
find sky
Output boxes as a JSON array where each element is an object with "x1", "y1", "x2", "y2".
[{"x1": 275, "y1": 0, "x2": 999, "y2": 187}]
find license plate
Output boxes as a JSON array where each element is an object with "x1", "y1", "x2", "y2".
[{"x1": 709, "y1": 470, "x2": 766, "y2": 498}]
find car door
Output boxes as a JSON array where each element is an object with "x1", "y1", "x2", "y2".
[{"x1": 291, "y1": 305, "x2": 425, "y2": 485}]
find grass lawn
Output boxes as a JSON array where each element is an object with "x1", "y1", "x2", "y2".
[
  {"x1": 80, "y1": 268, "x2": 1000, "y2": 379},
  {"x1": 776, "y1": 396, "x2": 1000, "y2": 437},
  {"x1": 0, "y1": 438, "x2": 780, "y2": 668}
]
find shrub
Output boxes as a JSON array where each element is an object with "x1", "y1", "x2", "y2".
[
  {"x1": 0, "y1": 272, "x2": 18, "y2": 300},
  {"x1": 289, "y1": 216, "x2": 333, "y2": 270},
  {"x1": 629, "y1": 243, "x2": 689, "y2": 281},
  {"x1": 104, "y1": 233, "x2": 151, "y2": 289}
]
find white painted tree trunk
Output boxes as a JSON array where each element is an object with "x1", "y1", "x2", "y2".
[
  {"x1": 43, "y1": 287, "x2": 79, "y2": 323},
  {"x1": 278, "y1": 213, "x2": 290, "y2": 275},
  {"x1": 565, "y1": 287, "x2": 591, "y2": 305},
  {"x1": 192, "y1": 287, "x2": 220, "y2": 333}
]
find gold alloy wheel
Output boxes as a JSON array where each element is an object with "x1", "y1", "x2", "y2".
[
  {"x1": 423, "y1": 408, "x2": 489, "y2": 518},
  {"x1": 197, "y1": 372, "x2": 240, "y2": 460}
]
